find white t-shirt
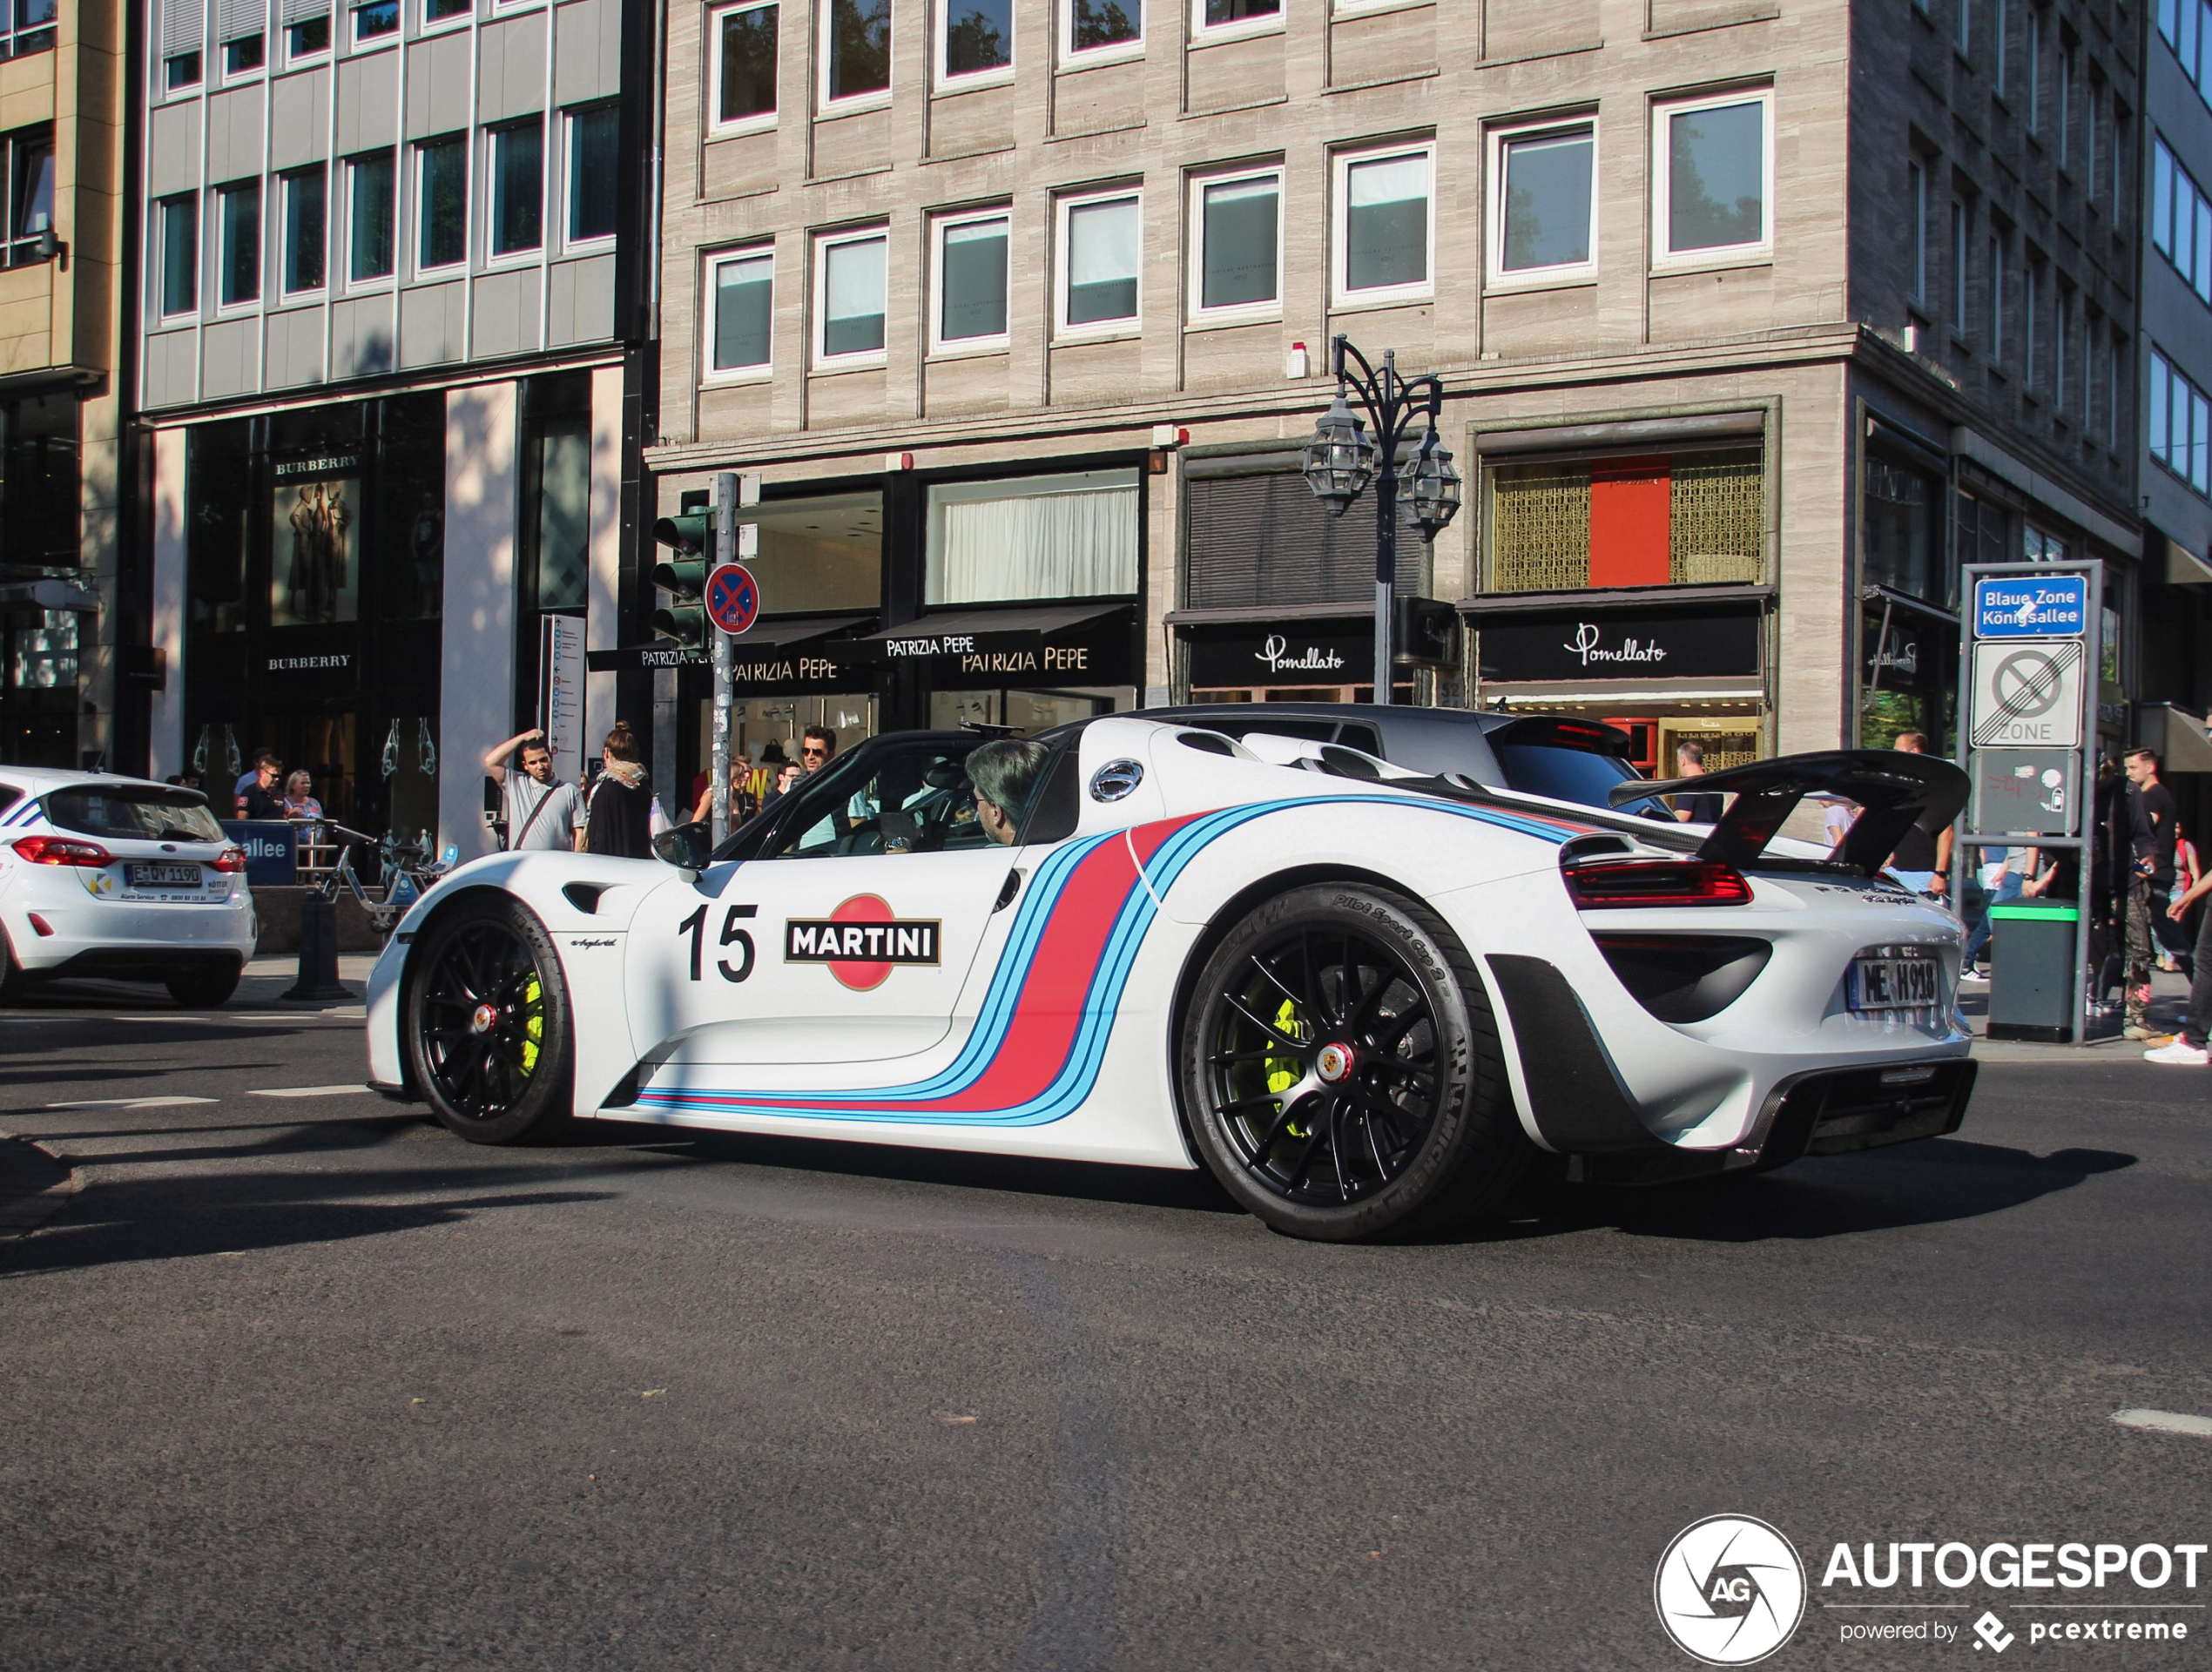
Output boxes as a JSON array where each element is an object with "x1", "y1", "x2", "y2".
[{"x1": 505, "y1": 775, "x2": 583, "y2": 850}]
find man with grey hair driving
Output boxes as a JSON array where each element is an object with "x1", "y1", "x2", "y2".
[{"x1": 967, "y1": 738, "x2": 1049, "y2": 846}]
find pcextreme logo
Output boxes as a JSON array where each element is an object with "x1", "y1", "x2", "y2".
[{"x1": 1655, "y1": 1515, "x2": 1809, "y2": 1665}]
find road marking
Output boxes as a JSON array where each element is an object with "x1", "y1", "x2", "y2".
[
  {"x1": 40, "y1": 1096, "x2": 219, "y2": 1110},
  {"x1": 2113, "y1": 1408, "x2": 2212, "y2": 1438},
  {"x1": 247, "y1": 1084, "x2": 374, "y2": 1099}
]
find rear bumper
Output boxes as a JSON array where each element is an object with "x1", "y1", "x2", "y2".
[
  {"x1": 3, "y1": 895, "x2": 256, "y2": 975},
  {"x1": 23, "y1": 946, "x2": 247, "y2": 984}
]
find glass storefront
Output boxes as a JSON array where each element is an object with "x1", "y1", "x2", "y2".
[
  {"x1": 180, "y1": 393, "x2": 446, "y2": 833},
  {"x1": 0, "y1": 388, "x2": 84, "y2": 765}
]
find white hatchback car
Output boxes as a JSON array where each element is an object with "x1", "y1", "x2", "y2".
[{"x1": 0, "y1": 767, "x2": 256, "y2": 1007}]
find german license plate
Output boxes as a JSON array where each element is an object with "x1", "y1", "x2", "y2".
[
  {"x1": 1848, "y1": 950, "x2": 1942, "y2": 1011},
  {"x1": 125, "y1": 863, "x2": 202, "y2": 888}
]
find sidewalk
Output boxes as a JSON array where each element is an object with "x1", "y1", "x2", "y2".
[
  {"x1": 237, "y1": 954, "x2": 381, "y2": 1015},
  {"x1": 1964, "y1": 966, "x2": 2196, "y2": 1064}
]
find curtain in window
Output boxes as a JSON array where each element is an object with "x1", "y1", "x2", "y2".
[{"x1": 927, "y1": 472, "x2": 1138, "y2": 603}]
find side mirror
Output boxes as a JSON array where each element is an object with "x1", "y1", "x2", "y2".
[{"x1": 652, "y1": 820, "x2": 715, "y2": 871}]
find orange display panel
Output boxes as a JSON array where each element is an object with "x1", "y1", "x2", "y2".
[{"x1": 1588, "y1": 456, "x2": 1671, "y2": 588}]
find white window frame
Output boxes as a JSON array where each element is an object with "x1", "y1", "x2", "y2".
[
  {"x1": 421, "y1": 0, "x2": 473, "y2": 32},
  {"x1": 341, "y1": 151, "x2": 397, "y2": 292},
  {"x1": 1186, "y1": 164, "x2": 1284, "y2": 327},
  {"x1": 218, "y1": 31, "x2": 266, "y2": 84},
  {"x1": 213, "y1": 179, "x2": 262, "y2": 314},
  {"x1": 927, "y1": 206, "x2": 1012, "y2": 356},
  {"x1": 482, "y1": 118, "x2": 546, "y2": 268},
  {"x1": 414, "y1": 134, "x2": 469, "y2": 275},
  {"x1": 703, "y1": 244, "x2": 775, "y2": 384},
  {"x1": 279, "y1": 167, "x2": 327, "y2": 298},
  {"x1": 818, "y1": 0, "x2": 894, "y2": 112},
  {"x1": 708, "y1": 0, "x2": 779, "y2": 136},
  {"x1": 351, "y1": 0, "x2": 401, "y2": 46},
  {"x1": 155, "y1": 194, "x2": 199, "y2": 320},
  {"x1": 1190, "y1": 0, "x2": 1282, "y2": 46},
  {"x1": 1057, "y1": 0, "x2": 1143, "y2": 67},
  {"x1": 282, "y1": 13, "x2": 332, "y2": 66},
  {"x1": 1330, "y1": 141, "x2": 1434, "y2": 308},
  {"x1": 812, "y1": 225, "x2": 890, "y2": 369},
  {"x1": 936, "y1": 0, "x2": 1015, "y2": 86},
  {"x1": 1650, "y1": 88, "x2": 1775, "y2": 272},
  {"x1": 1053, "y1": 185, "x2": 1142, "y2": 341},
  {"x1": 559, "y1": 105, "x2": 620, "y2": 253},
  {"x1": 1486, "y1": 119, "x2": 1597, "y2": 291}
]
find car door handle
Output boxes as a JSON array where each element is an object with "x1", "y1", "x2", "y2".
[{"x1": 995, "y1": 868, "x2": 1022, "y2": 913}]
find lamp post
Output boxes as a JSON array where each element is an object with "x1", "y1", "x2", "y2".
[{"x1": 1299, "y1": 334, "x2": 1463, "y2": 705}]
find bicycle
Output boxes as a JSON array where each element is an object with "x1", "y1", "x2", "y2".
[{"x1": 311, "y1": 824, "x2": 455, "y2": 935}]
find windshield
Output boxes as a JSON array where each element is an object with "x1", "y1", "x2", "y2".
[
  {"x1": 1490, "y1": 744, "x2": 1674, "y2": 821},
  {"x1": 45, "y1": 785, "x2": 227, "y2": 843}
]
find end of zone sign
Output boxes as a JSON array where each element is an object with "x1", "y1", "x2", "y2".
[
  {"x1": 1972, "y1": 639, "x2": 2085, "y2": 748},
  {"x1": 1975, "y1": 575, "x2": 2088, "y2": 637}
]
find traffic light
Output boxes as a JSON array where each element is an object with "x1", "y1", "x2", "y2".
[
  {"x1": 1393, "y1": 596, "x2": 1460, "y2": 666},
  {"x1": 651, "y1": 509, "x2": 712, "y2": 644}
]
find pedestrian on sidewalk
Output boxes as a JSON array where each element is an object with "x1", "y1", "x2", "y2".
[
  {"x1": 1884, "y1": 732, "x2": 1952, "y2": 900},
  {"x1": 2121, "y1": 747, "x2": 2179, "y2": 1041},
  {"x1": 2147, "y1": 864, "x2": 2212, "y2": 1064},
  {"x1": 1669, "y1": 741, "x2": 1724, "y2": 824},
  {"x1": 483, "y1": 728, "x2": 583, "y2": 852},
  {"x1": 577, "y1": 722, "x2": 668, "y2": 857}
]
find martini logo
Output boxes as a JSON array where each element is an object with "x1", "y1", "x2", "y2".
[
  {"x1": 1655, "y1": 1515, "x2": 1807, "y2": 1665},
  {"x1": 786, "y1": 895, "x2": 941, "y2": 991}
]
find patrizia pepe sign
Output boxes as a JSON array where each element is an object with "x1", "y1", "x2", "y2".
[{"x1": 1476, "y1": 606, "x2": 1761, "y2": 683}]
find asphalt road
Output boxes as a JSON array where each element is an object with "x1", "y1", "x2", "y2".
[{"x1": 2, "y1": 978, "x2": 2209, "y2": 1670}]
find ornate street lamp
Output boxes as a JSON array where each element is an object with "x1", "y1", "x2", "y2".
[{"x1": 1299, "y1": 335, "x2": 1462, "y2": 705}]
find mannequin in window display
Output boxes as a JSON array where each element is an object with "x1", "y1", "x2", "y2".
[{"x1": 410, "y1": 493, "x2": 443, "y2": 617}]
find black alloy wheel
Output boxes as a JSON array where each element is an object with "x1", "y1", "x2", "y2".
[
  {"x1": 1179, "y1": 884, "x2": 1530, "y2": 1241},
  {"x1": 405, "y1": 896, "x2": 574, "y2": 1144}
]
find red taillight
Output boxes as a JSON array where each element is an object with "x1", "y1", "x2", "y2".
[
  {"x1": 212, "y1": 846, "x2": 248, "y2": 873},
  {"x1": 1564, "y1": 858, "x2": 1753, "y2": 908},
  {"x1": 13, "y1": 834, "x2": 113, "y2": 868},
  {"x1": 26, "y1": 913, "x2": 52, "y2": 936}
]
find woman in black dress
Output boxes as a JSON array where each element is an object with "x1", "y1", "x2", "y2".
[{"x1": 580, "y1": 722, "x2": 660, "y2": 858}]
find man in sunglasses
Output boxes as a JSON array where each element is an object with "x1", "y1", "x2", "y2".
[{"x1": 798, "y1": 726, "x2": 836, "y2": 778}]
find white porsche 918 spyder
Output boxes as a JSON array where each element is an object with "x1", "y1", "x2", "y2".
[{"x1": 365, "y1": 716, "x2": 1975, "y2": 1242}]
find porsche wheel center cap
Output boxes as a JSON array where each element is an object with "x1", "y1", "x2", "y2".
[
  {"x1": 1314, "y1": 1042, "x2": 1358, "y2": 1084},
  {"x1": 469, "y1": 1002, "x2": 499, "y2": 1035}
]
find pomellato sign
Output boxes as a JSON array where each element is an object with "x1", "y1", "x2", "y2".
[
  {"x1": 1186, "y1": 621, "x2": 1374, "y2": 688},
  {"x1": 1476, "y1": 605, "x2": 1761, "y2": 683}
]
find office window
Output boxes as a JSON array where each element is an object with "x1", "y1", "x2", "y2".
[
  {"x1": 5, "y1": 0, "x2": 54, "y2": 58},
  {"x1": 1654, "y1": 92, "x2": 1770, "y2": 263},
  {"x1": 565, "y1": 104, "x2": 618, "y2": 245},
  {"x1": 347, "y1": 151, "x2": 395, "y2": 281},
  {"x1": 1989, "y1": 236, "x2": 2007, "y2": 360},
  {"x1": 709, "y1": 248, "x2": 773, "y2": 374},
  {"x1": 157, "y1": 194, "x2": 197, "y2": 316},
  {"x1": 1057, "y1": 190, "x2": 1140, "y2": 334},
  {"x1": 2058, "y1": 48, "x2": 2073, "y2": 166},
  {"x1": 1907, "y1": 161, "x2": 1926, "y2": 301},
  {"x1": 711, "y1": 2, "x2": 777, "y2": 129},
  {"x1": 2114, "y1": 111, "x2": 2128, "y2": 211},
  {"x1": 814, "y1": 228, "x2": 887, "y2": 363},
  {"x1": 1956, "y1": 0, "x2": 1970, "y2": 53},
  {"x1": 1195, "y1": 0, "x2": 1278, "y2": 37},
  {"x1": 287, "y1": 13, "x2": 330, "y2": 57},
  {"x1": 1063, "y1": 0, "x2": 1140, "y2": 58},
  {"x1": 222, "y1": 33, "x2": 265, "y2": 74},
  {"x1": 2160, "y1": 0, "x2": 2212, "y2": 113},
  {"x1": 354, "y1": 0, "x2": 399, "y2": 39},
  {"x1": 941, "y1": 0, "x2": 1011, "y2": 78},
  {"x1": 2086, "y1": 84, "x2": 2099, "y2": 199},
  {"x1": 416, "y1": 134, "x2": 467, "y2": 269},
  {"x1": 426, "y1": 0, "x2": 470, "y2": 21},
  {"x1": 1993, "y1": 0, "x2": 2007, "y2": 88},
  {"x1": 1491, "y1": 123, "x2": 1594, "y2": 283},
  {"x1": 822, "y1": 0, "x2": 890, "y2": 104},
  {"x1": 280, "y1": 166, "x2": 325, "y2": 293},
  {"x1": 1335, "y1": 145, "x2": 1432, "y2": 302},
  {"x1": 2027, "y1": 10, "x2": 2040, "y2": 129},
  {"x1": 930, "y1": 212, "x2": 1008, "y2": 350},
  {"x1": 2152, "y1": 136, "x2": 2212, "y2": 307},
  {"x1": 1951, "y1": 199, "x2": 1968, "y2": 337},
  {"x1": 217, "y1": 179, "x2": 260, "y2": 307},
  {"x1": 6, "y1": 131, "x2": 51, "y2": 267},
  {"x1": 2023, "y1": 260, "x2": 2040, "y2": 387},
  {"x1": 165, "y1": 52, "x2": 202, "y2": 90},
  {"x1": 2054, "y1": 289, "x2": 2070, "y2": 410},
  {"x1": 926, "y1": 471, "x2": 1140, "y2": 604},
  {"x1": 488, "y1": 119, "x2": 543, "y2": 259},
  {"x1": 1191, "y1": 168, "x2": 1280, "y2": 319},
  {"x1": 2150, "y1": 347, "x2": 2212, "y2": 496},
  {"x1": 2108, "y1": 335, "x2": 2124, "y2": 451}
]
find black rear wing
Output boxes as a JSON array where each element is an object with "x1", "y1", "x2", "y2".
[{"x1": 1609, "y1": 749, "x2": 1968, "y2": 877}]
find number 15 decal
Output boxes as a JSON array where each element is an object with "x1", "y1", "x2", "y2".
[{"x1": 677, "y1": 903, "x2": 757, "y2": 982}]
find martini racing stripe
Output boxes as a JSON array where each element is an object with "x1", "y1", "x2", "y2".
[{"x1": 632, "y1": 792, "x2": 1586, "y2": 1128}]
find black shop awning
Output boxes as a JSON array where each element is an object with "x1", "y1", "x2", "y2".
[{"x1": 584, "y1": 614, "x2": 875, "y2": 675}]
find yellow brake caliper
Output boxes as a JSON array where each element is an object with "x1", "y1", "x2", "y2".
[
  {"x1": 520, "y1": 974, "x2": 543, "y2": 1075},
  {"x1": 1264, "y1": 998, "x2": 1310, "y2": 1137}
]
